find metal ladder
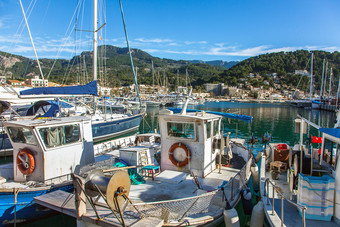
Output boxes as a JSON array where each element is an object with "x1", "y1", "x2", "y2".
[{"x1": 139, "y1": 150, "x2": 149, "y2": 166}]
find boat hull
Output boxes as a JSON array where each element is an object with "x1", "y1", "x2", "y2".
[
  {"x1": 92, "y1": 113, "x2": 143, "y2": 143},
  {"x1": 0, "y1": 183, "x2": 73, "y2": 226}
]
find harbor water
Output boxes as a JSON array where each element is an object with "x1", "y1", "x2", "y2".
[{"x1": 141, "y1": 102, "x2": 336, "y2": 153}]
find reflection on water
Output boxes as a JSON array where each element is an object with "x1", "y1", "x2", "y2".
[{"x1": 140, "y1": 102, "x2": 336, "y2": 152}]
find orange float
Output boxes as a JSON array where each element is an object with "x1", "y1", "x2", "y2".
[
  {"x1": 17, "y1": 148, "x2": 35, "y2": 175},
  {"x1": 168, "y1": 142, "x2": 191, "y2": 167}
]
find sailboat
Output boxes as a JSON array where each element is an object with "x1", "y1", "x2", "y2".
[
  {"x1": 5, "y1": 0, "x2": 144, "y2": 145},
  {"x1": 0, "y1": 0, "x2": 142, "y2": 224}
]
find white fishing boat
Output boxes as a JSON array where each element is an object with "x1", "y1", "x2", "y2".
[
  {"x1": 259, "y1": 115, "x2": 340, "y2": 226},
  {"x1": 0, "y1": 116, "x2": 95, "y2": 225}
]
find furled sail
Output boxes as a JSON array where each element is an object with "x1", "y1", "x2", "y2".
[{"x1": 20, "y1": 81, "x2": 98, "y2": 96}]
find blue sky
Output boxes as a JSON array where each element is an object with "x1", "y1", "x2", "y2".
[{"x1": 1, "y1": 0, "x2": 339, "y2": 61}]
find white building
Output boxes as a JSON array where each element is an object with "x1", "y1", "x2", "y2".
[{"x1": 29, "y1": 76, "x2": 48, "y2": 87}]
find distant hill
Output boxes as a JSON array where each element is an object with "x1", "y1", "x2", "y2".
[
  {"x1": 0, "y1": 45, "x2": 224, "y2": 88},
  {"x1": 221, "y1": 50, "x2": 340, "y2": 92},
  {"x1": 189, "y1": 60, "x2": 239, "y2": 69}
]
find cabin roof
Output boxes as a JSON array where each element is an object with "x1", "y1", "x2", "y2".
[
  {"x1": 4, "y1": 116, "x2": 90, "y2": 128},
  {"x1": 160, "y1": 112, "x2": 222, "y2": 121}
]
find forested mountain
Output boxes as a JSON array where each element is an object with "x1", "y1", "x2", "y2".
[
  {"x1": 1, "y1": 47, "x2": 339, "y2": 93},
  {"x1": 189, "y1": 60, "x2": 239, "y2": 69},
  {"x1": 221, "y1": 50, "x2": 340, "y2": 92},
  {"x1": 0, "y1": 45, "x2": 225, "y2": 88}
]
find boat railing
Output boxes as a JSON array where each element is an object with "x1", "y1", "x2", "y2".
[
  {"x1": 223, "y1": 157, "x2": 252, "y2": 202},
  {"x1": 45, "y1": 173, "x2": 72, "y2": 185},
  {"x1": 264, "y1": 178, "x2": 307, "y2": 227}
]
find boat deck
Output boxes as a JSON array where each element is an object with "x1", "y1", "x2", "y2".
[
  {"x1": 129, "y1": 166, "x2": 240, "y2": 203},
  {"x1": 265, "y1": 170, "x2": 339, "y2": 226}
]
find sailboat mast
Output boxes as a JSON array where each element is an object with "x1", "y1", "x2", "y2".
[
  {"x1": 186, "y1": 68, "x2": 188, "y2": 91},
  {"x1": 324, "y1": 62, "x2": 328, "y2": 97},
  {"x1": 320, "y1": 58, "x2": 325, "y2": 100},
  {"x1": 177, "y1": 69, "x2": 179, "y2": 93},
  {"x1": 336, "y1": 73, "x2": 340, "y2": 107},
  {"x1": 152, "y1": 61, "x2": 154, "y2": 91},
  {"x1": 329, "y1": 68, "x2": 333, "y2": 98},
  {"x1": 93, "y1": 0, "x2": 98, "y2": 81},
  {"x1": 163, "y1": 70, "x2": 166, "y2": 93},
  {"x1": 309, "y1": 52, "x2": 313, "y2": 99}
]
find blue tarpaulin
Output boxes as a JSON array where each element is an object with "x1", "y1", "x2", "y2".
[
  {"x1": 319, "y1": 128, "x2": 340, "y2": 139},
  {"x1": 20, "y1": 81, "x2": 98, "y2": 96},
  {"x1": 168, "y1": 108, "x2": 253, "y2": 123},
  {"x1": 26, "y1": 100, "x2": 60, "y2": 117}
]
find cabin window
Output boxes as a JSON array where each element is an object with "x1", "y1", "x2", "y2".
[
  {"x1": 39, "y1": 124, "x2": 81, "y2": 148},
  {"x1": 167, "y1": 122, "x2": 195, "y2": 139},
  {"x1": 7, "y1": 127, "x2": 37, "y2": 145},
  {"x1": 213, "y1": 120, "x2": 220, "y2": 136},
  {"x1": 322, "y1": 138, "x2": 339, "y2": 168},
  {"x1": 206, "y1": 121, "x2": 211, "y2": 139}
]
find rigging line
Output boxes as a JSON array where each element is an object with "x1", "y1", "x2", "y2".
[
  {"x1": 292, "y1": 56, "x2": 311, "y2": 98},
  {"x1": 19, "y1": 0, "x2": 45, "y2": 81},
  {"x1": 47, "y1": 0, "x2": 82, "y2": 80},
  {"x1": 102, "y1": 0, "x2": 107, "y2": 87},
  {"x1": 119, "y1": 0, "x2": 142, "y2": 106},
  {"x1": 37, "y1": 0, "x2": 51, "y2": 34},
  {"x1": 0, "y1": 0, "x2": 36, "y2": 69},
  {"x1": 77, "y1": 0, "x2": 86, "y2": 84},
  {"x1": 62, "y1": 49, "x2": 78, "y2": 85}
]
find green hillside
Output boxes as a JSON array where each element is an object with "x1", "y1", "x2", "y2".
[
  {"x1": 1, "y1": 47, "x2": 339, "y2": 94},
  {"x1": 221, "y1": 50, "x2": 340, "y2": 92}
]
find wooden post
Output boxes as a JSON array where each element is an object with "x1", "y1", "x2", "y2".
[{"x1": 72, "y1": 174, "x2": 87, "y2": 218}]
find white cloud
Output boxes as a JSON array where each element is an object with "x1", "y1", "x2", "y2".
[
  {"x1": 135, "y1": 38, "x2": 173, "y2": 43},
  {"x1": 184, "y1": 40, "x2": 208, "y2": 45},
  {"x1": 1, "y1": 32, "x2": 339, "y2": 60}
]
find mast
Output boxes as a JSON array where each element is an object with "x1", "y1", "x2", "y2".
[
  {"x1": 163, "y1": 70, "x2": 166, "y2": 94},
  {"x1": 329, "y1": 68, "x2": 333, "y2": 98},
  {"x1": 324, "y1": 62, "x2": 328, "y2": 97},
  {"x1": 177, "y1": 69, "x2": 179, "y2": 93},
  {"x1": 135, "y1": 66, "x2": 138, "y2": 93},
  {"x1": 186, "y1": 68, "x2": 188, "y2": 88},
  {"x1": 93, "y1": 0, "x2": 98, "y2": 81},
  {"x1": 320, "y1": 58, "x2": 325, "y2": 100},
  {"x1": 336, "y1": 73, "x2": 340, "y2": 108},
  {"x1": 152, "y1": 60, "x2": 154, "y2": 93},
  {"x1": 19, "y1": 0, "x2": 45, "y2": 85},
  {"x1": 309, "y1": 52, "x2": 313, "y2": 99}
]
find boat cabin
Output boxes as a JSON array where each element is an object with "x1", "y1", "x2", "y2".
[
  {"x1": 159, "y1": 111, "x2": 222, "y2": 178},
  {"x1": 4, "y1": 116, "x2": 95, "y2": 184}
]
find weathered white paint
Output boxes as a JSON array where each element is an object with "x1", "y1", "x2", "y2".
[
  {"x1": 5, "y1": 116, "x2": 95, "y2": 183},
  {"x1": 159, "y1": 112, "x2": 221, "y2": 178}
]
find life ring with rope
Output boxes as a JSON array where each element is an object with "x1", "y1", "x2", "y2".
[
  {"x1": 168, "y1": 142, "x2": 191, "y2": 167},
  {"x1": 17, "y1": 148, "x2": 35, "y2": 175}
]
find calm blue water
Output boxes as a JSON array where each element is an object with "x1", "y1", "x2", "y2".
[{"x1": 141, "y1": 102, "x2": 337, "y2": 153}]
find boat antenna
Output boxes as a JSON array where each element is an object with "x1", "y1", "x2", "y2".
[
  {"x1": 180, "y1": 87, "x2": 192, "y2": 115},
  {"x1": 19, "y1": 0, "x2": 45, "y2": 86},
  {"x1": 119, "y1": 0, "x2": 142, "y2": 107}
]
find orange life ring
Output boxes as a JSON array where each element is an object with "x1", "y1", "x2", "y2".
[
  {"x1": 17, "y1": 148, "x2": 35, "y2": 175},
  {"x1": 168, "y1": 142, "x2": 191, "y2": 167}
]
